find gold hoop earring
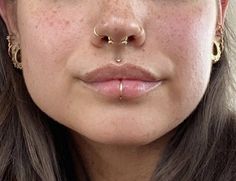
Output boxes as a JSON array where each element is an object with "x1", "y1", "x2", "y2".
[
  {"x1": 211, "y1": 24, "x2": 224, "y2": 64},
  {"x1": 211, "y1": 40, "x2": 222, "y2": 64},
  {"x1": 6, "y1": 35, "x2": 23, "y2": 70}
]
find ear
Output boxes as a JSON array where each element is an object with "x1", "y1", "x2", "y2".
[
  {"x1": 217, "y1": 0, "x2": 229, "y2": 26},
  {"x1": 0, "y1": 0, "x2": 7, "y2": 23},
  {"x1": 0, "y1": 0, "x2": 18, "y2": 35}
]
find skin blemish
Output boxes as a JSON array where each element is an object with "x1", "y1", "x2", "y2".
[
  {"x1": 64, "y1": 20, "x2": 70, "y2": 26},
  {"x1": 80, "y1": 18, "x2": 84, "y2": 23}
]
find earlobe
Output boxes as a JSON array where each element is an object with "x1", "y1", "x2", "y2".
[
  {"x1": 0, "y1": 0, "x2": 7, "y2": 23},
  {"x1": 221, "y1": 0, "x2": 228, "y2": 9},
  {"x1": 218, "y1": 0, "x2": 229, "y2": 25},
  {"x1": 0, "y1": 0, "x2": 12, "y2": 34},
  {"x1": 0, "y1": 0, "x2": 18, "y2": 35}
]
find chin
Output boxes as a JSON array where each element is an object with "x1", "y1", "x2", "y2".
[
  {"x1": 93, "y1": 136, "x2": 153, "y2": 146},
  {"x1": 70, "y1": 125, "x2": 165, "y2": 147}
]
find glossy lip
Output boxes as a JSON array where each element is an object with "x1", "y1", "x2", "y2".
[
  {"x1": 85, "y1": 80, "x2": 163, "y2": 99},
  {"x1": 80, "y1": 63, "x2": 161, "y2": 83}
]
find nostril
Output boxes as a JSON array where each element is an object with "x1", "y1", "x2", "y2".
[
  {"x1": 100, "y1": 36, "x2": 114, "y2": 44},
  {"x1": 101, "y1": 36, "x2": 109, "y2": 42},
  {"x1": 128, "y1": 36, "x2": 135, "y2": 42},
  {"x1": 100, "y1": 35, "x2": 135, "y2": 44},
  {"x1": 92, "y1": 25, "x2": 146, "y2": 47}
]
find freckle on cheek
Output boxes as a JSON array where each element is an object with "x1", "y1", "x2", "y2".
[
  {"x1": 49, "y1": 22, "x2": 54, "y2": 26},
  {"x1": 80, "y1": 18, "x2": 84, "y2": 23},
  {"x1": 43, "y1": 14, "x2": 71, "y2": 29},
  {"x1": 65, "y1": 20, "x2": 70, "y2": 26}
]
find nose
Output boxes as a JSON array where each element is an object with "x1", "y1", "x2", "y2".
[{"x1": 91, "y1": 8, "x2": 146, "y2": 48}]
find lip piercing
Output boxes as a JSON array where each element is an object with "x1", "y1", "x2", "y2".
[
  {"x1": 119, "y1": 81, "x2": 123, "y2": 93},
  {"x1": 115, "y1": 58, "x2": 122, "y2": 63},
  {"x1": 119, "y1": 81, "x2": 123, "y2": 100}
]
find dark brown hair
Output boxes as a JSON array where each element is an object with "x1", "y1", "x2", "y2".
[{"x1": 0, "y1": 2, "x2": 236, "y2": 181}]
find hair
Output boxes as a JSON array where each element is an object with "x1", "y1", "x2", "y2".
[{"x1": 0, "y1": 1, "x2": 236, "y2": 181}]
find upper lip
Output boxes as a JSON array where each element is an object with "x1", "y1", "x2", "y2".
[{"x1": 80, "y1": 63, "x2": 161, "y2": 83}]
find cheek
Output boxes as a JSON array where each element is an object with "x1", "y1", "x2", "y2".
[
  {"x1": 18, "y1": 4, "x2": 85, "y2": 82},
  {"x1": 139, "y1": 4, "x2": 216, "y2": 128},
  {"x1": 17, "y1": 0, "x2": 93, "y2": 72},
  {"x1": 19, "y1": 9, "x2": 79, "y2": 70},
  {"x1": 17, "y1": 4, "x2": 87, "y2": 113},
  {"x1": 147, "y1": 4, "x2": 215, "y2": 100},
  {"x1": 165, "y1": 17, "x2": 213, "y2": 100},
  {"x1": 171, "y1": 17, "x2": 214, "y2": 105}
]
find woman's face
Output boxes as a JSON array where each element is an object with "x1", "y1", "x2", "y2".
[{"x1": 1, "y1": 0, "x2": 224, "y2": 145}]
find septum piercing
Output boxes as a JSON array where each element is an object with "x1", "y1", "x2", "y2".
[
  {"x1": 108, "y1": 37, "x2": 114, "y2": 44},
  {"x1": 94, "y1": 27, "x2": 129, "y2": 45},
  {"x1": 107, "y1": 36, "x2": 128, "y2": 45}
]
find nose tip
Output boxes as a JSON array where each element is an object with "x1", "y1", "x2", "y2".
[{"x1": 91, "y1": 17, "x2": 146, "y2": 48}]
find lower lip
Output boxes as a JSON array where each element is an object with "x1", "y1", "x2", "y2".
[{"x1": 83, "y1": 80, "x2": 162, "y2": 99}]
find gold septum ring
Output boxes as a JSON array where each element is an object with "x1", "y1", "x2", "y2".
[{"x1": 94, "y1": 27, "x2": 128, "y2": 45}]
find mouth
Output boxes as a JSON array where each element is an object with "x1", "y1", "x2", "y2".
[
  {"x1": 79, "y1": 63, "x2": 163, "y2": 100},
  {"x1": 83, "y1": 79, "x2": 162, "y2": 99}
]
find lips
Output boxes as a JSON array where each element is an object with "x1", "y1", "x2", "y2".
[
  {"x1": 81, "y1": 63, "x2": 160, "y2": 82},
  {"x1": 79, "y1": 63, "x2": 163, "y2": 99}
]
